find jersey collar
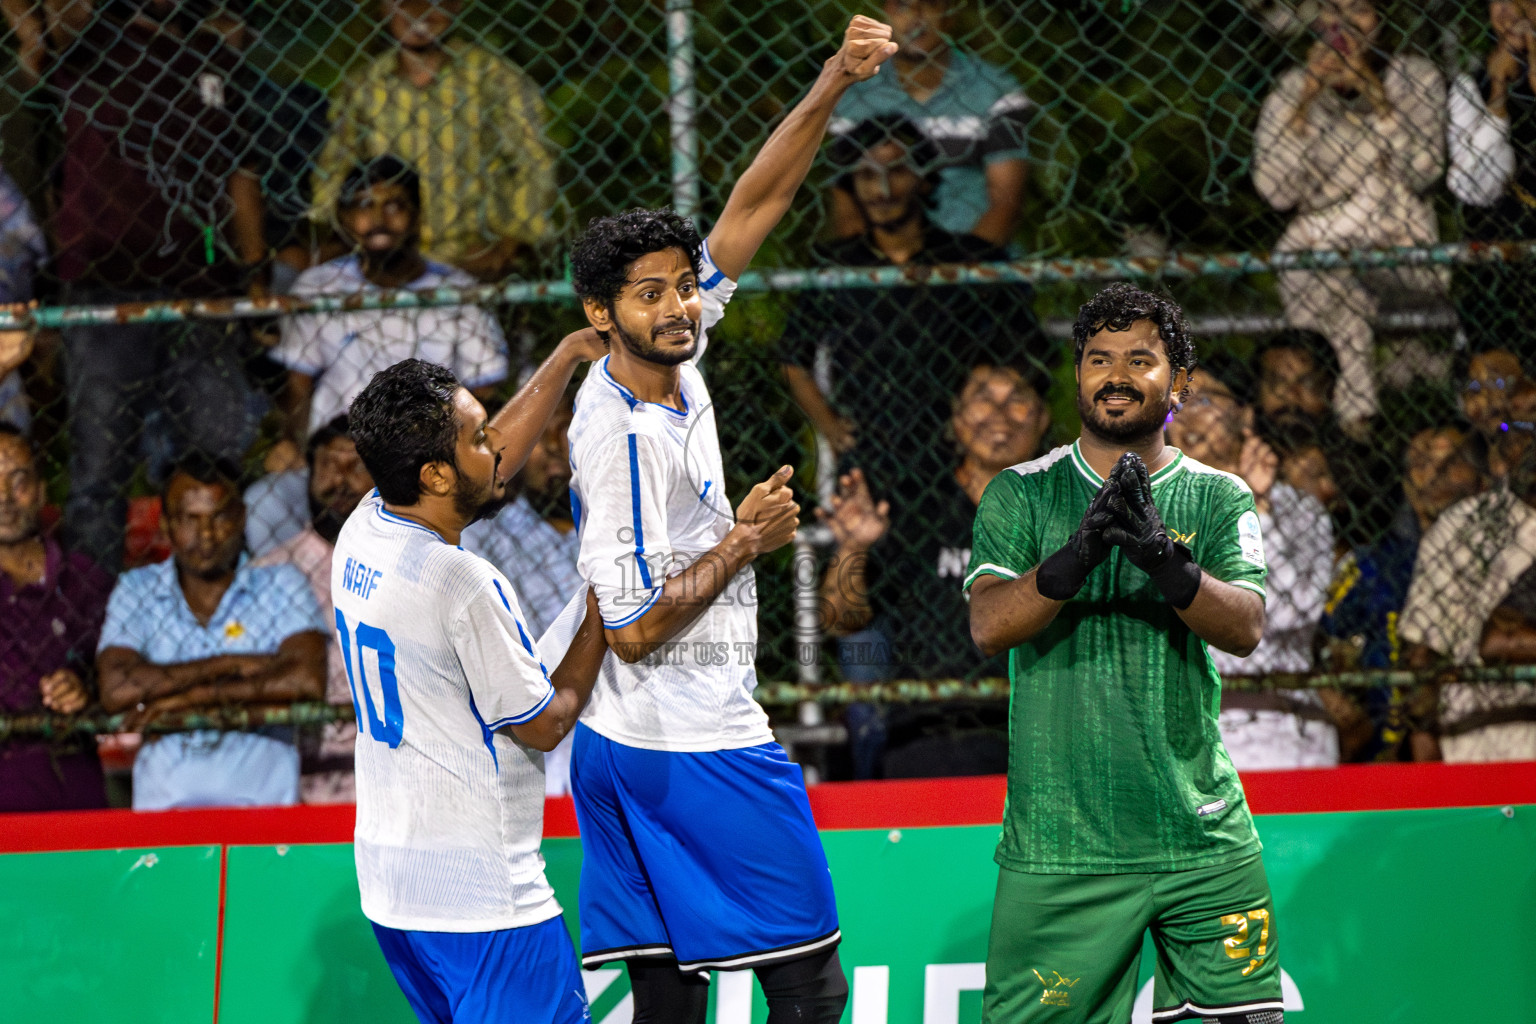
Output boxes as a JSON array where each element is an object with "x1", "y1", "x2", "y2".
[
  {"x1": 1069, "y1": 439, "x2": 1186, "y2": 488},
  {"x1": 600, "y1": 355, "x2": 690, "y2": 417}
]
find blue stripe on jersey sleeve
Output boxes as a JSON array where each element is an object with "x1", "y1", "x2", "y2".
[
  {"x1": 699, "y1": 241, "x2": 726, "y2": 290},
  {"x1": 487, "y1": 684, "x2": 555, "y2": 729},
  {"x1": 603, "y1": 587, "x2": 661, "y2": 628},
  {"x1": 627, "y1": 434, "x2": 653, "y2": 588},
  {"x1": 491, "y1": 578, "x2": 552, "y2": 681},
  {"x1": 465, "y1": 687, "x2": 501, "y2": 769}
]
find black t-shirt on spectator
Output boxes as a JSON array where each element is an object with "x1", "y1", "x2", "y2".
[
  {"x1": 777, "y1": 229, "x2": 1045, "y2": 499},
  {"x1": 864, "y1": 471, "x2": 1008, "y2": 680}
]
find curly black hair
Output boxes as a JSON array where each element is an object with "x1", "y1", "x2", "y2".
[
  {"x1": 349, "y1": 359, "x2": 461, "y2": 506},
  {"x1": 1071, "y1": 283, "x2": 1196, "y2": 376},
  {"x1": 569, "y1": 208, "x2": 703, "y2": 306}
]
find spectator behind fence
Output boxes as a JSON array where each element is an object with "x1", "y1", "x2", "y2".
[
  {"x1": 1459, "y1": 345, "x2": 1525, "y2": 443},
  {"x1": 781, "y1": 114, "x2": 1044, "y2": 503},
  {"x1": 0, "y1": 426, "x2": 113, "y2": 811},
  {"x1": 1166, "y1": 368, "x2": 1340, "y2": 768},
  {"x1": 0, "y1": 168, "x2": 46, "y2": 433},
  {"x1": 1400, "y1": 385, "x2": 1536, "y2": 761},
  {"x1": 1448, "y1": 1, "x2": 1536, "y2": 357},
  {"x1": 462, "y1": 394, "x2": 580, "y2": 638},
  {"x1": 1265, "y1": 411, "x2": 1344, "y2": 525},
  {"x1": 311, "y1": 0, "x2": 554, "y2": 281},
  {"x1": 1253, "y1": 0, "x2": 1447, "y2": 437},
  {"x1": 817, "y1": 363, "x2": 1051, "y2": 778},
  {"x1": 97, "y1": 454, "x2": 327, "y2": 810},
  {"x1": 1323, "y1": 423, "x2": 1486, "y2": 758},
  {"x1": 4, "y1": 0, "x2": 269, "y2": 571},
  {"x1": 827, "y1": 0, "x2": 1030, "y2": 245},
  {"x1": 252, "y1": 416, "x2": 372, "y2": 804},
  {"x1": 272, "y1": 157, "x2": 508, "y2": 465},
  {"x1": 1254, "y1": 329, "x2": 1338, "y2": 426},
  {"x1": 200, "y1": 2, "x2": 334, "y2": 294}
]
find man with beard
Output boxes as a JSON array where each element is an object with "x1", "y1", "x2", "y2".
[
  {"x1": 2, "y1": 0, "x2": 268, "y2": 571},
  {"x1": 338, "y1": 352, "x2": 609, "y2": 1024},
  {"x1": 253, "y1": 415, "x2": 374, "y2": 803},
  {"x1": 271, "y1": 156, "x2": 507, "y2": 467},
  {"x1": 558, "y1": 19, "x2": 895, "y2": 1023},
  {"x1": 0, "y1": 425, "x2": 114, "y2": 811},
  {"x1": 97, "y1": 453, "x2": 328, "y2": 810},
  {"x1": 966, "y1": 284, "x2": 1284, "y2": 1023},
  {"x1": 815, "y1": 363, "x2": 1052, "y2": 778},
  {"x1": 311, "y1": 0, "x2": 553, "y2": 280},
  {"x1": 463, "y1": 392, "x2": 581, "y2": 638},
  {"x1": 780, "y1": 113, "x2": 1044, "y2": 506},
  {"x1": 827, "y1": 0, "x2": 1030, "y2": 244}
]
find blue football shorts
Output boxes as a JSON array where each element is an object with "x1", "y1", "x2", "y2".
[
  {"x1": 372, "y1": 913, "x2": 589, "y2": 1024},
  {"x1": 570, "y1": 723, "x2": 841, "y2": 972}
]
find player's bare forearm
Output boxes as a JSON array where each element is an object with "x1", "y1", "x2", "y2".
[
  {"x1": 605, "y1": 530, "x2": 757, "y2": 662},
  {"x1": 706, "y1": 17, "x2": 896, "y2": 280},
  {"x1": 609, "y1": 466, "x2": 798, "y2": 661},
  {"x1": 968, "y1": 571, "x2": 1064, "y2": 657},
  {"x1": 510, "y1": 589, "x2": 608, "y2": 751},
  {"x1": 488, "y1": 328, "x2": 606, "y2": 483},
  {"x1": 1173, "y1": 575, "x2": 1264, "y2": 656}
]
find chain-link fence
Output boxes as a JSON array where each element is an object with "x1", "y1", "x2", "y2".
[{"x1": 2, "y1": 0, "x2": 1535, "y2": 799}]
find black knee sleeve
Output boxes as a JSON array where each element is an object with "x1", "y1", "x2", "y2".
[
  {"x1": 627, "y1": 959, "x2": 709, "y2": 1024},
  {"x1": 755, "y1": 947, "x2": 849, "y2": 1024}
]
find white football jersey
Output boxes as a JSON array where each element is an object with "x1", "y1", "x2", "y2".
[
  {"x1": 567, "y1": 242, "x2": 774, "y2": 752},
  {"x1": 333, "y1": 492, "x2": 559, "y2": 933}
]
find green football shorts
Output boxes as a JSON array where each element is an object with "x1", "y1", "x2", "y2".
[{"x1": 983, "y1": 852, "x2": 1283, "y2": 1023}]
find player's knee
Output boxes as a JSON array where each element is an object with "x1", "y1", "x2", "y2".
[
  {"x1": 756, "y1": 947, "x2": 849, "y2": 1024},
  {"x1": 1210, "y1": 1010, "x2": 1284, "y2": 1024}
]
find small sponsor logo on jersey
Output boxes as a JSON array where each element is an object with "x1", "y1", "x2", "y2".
[
  {"x1": 1032, "y1": 969, "x2": 1079, "y2": 1006},
  {"x1": 223, "y1": 620, "x2": 245, "y2": 641},
  {"x1": 342, "y1": 557, "x2": 384, "y2": 600},
  {"x1": 1169, "y1": 528, "x2": 1197, "y2": 545},
  {"x1": 1238, "y1": 509, "x2": 1265, "y2": 566},
  {"x1": 937, "y1": 546, "x2": 972, "y2": 579},
  {"x1": 1197, "y1": 798, "x2": 1228, "y2": 817}
]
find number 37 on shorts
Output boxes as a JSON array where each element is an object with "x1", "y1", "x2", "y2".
[{"x1": 983, "y1": 854, "x2": 1284, "y2": 1023}]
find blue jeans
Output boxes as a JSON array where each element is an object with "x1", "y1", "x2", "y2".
[
  {"x1": 839, "y1": 628, "x2": 891, "y2": 779},
  {"x1": 62, "y1": 288, "x2": 261, "y2": 570}
]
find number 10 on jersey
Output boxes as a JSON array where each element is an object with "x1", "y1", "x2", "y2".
[{"x1": 335, "y1": 609, "x2": 402, "y2": 747}]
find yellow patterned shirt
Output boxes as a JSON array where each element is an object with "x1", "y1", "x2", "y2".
[{"x1": 312, "y1": 40, "x2": 555, "y2": 262}]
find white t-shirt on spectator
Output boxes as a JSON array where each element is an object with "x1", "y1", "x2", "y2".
[
  {"x1": 334, "y1": 491, "x2": 558, "y2": 933},
  {"x1": 275, "y1": 255, "x2": 508, "y2": 437},
  {"x1": 566, "y1": 242, "x2": 774, "y2": 753}
]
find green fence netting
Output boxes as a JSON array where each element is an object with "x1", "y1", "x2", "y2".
[{"x1": 1, "y1": 0, "x2": 1534, "y2": 779}]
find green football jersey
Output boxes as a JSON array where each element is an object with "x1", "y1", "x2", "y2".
[{"x1": 964, "y1": 440, "x2": 1268, "y2": 874}]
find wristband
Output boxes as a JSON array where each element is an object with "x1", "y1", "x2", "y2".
[
  {"x1": 1035, "y1": 545, "x2": 1089, "y2": 602},
  {"x1": 1146, "y1": 542, "x2": 1202, "y2": 610}
]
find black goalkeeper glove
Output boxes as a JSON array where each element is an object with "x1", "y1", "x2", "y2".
[
  {"x1": 1035, "y1": 476, "x2": 1119, "y2": 601},
  {"x1": 1102, "y1": 452, "x2": 1203, "y2": 610}
]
